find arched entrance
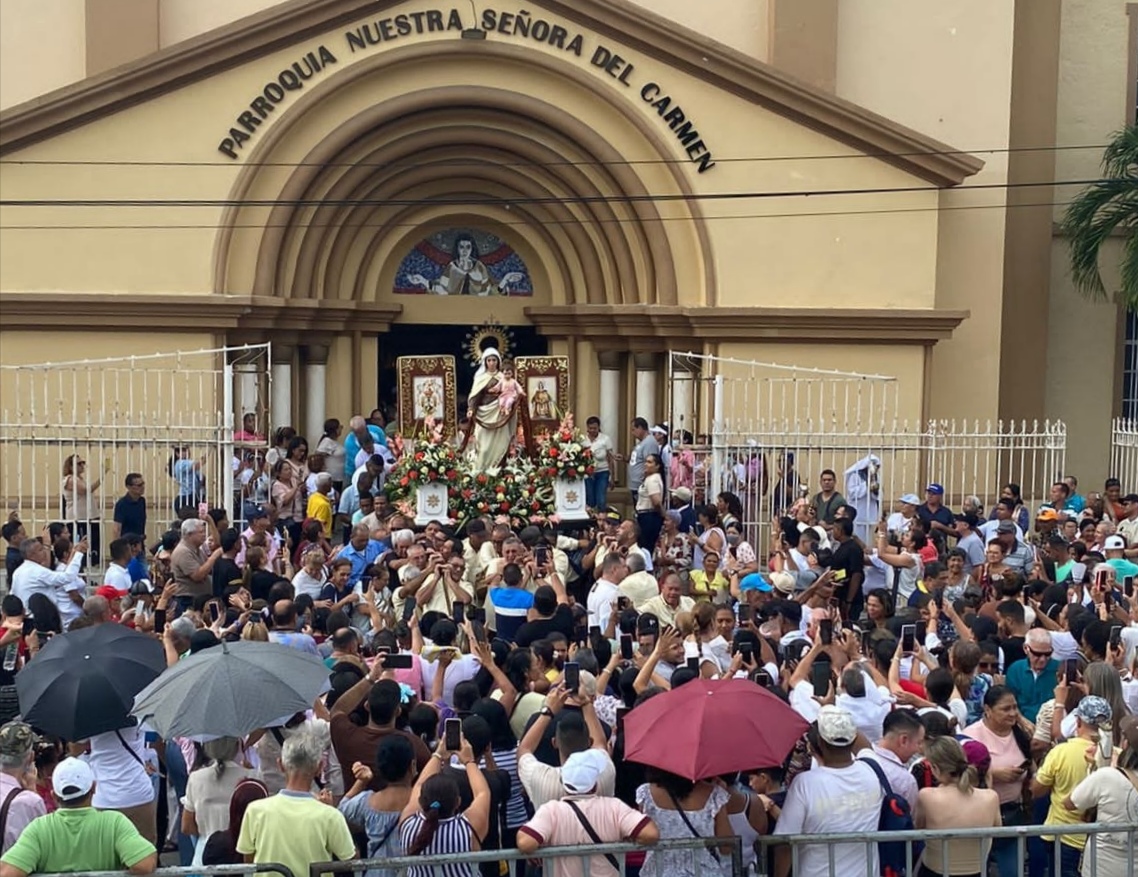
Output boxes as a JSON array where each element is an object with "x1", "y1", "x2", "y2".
[{"x1": 214, "y1": 39, "x2": 713, "y2": 435}]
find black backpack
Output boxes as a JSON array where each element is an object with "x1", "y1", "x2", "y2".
[{"x1": 858, "y1": 756, "x2": 917, "y2": 877}]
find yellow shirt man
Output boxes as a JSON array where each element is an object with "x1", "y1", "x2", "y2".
[
  {"x1": 306, "y1": 491, "x2": 333, "y2": 535},
  {"x1": 1037, "y1": 737, "x2": 1093, "y2": 850}
]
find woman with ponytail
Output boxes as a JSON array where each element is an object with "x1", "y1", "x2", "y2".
[
  {"x1": 399, "y1": 730, "x2": 491, "y2": 877},
  {"x1": 915, "y1": 736, "x2": 1002, "y2": 877}
]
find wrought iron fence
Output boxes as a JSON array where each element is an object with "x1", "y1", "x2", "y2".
[
  {"x1": 310, "y1": 835, "x2": 742, "y2": 877},
  {"x1": 0, "y1": 344, "x2": 271, "y2": 583},
  {"x1": 756, "y1": 820, "x2": 1138, "y2": 877},
  {"x1": 1111, "y1": 417, "x2": 1138, "y2": 491}
]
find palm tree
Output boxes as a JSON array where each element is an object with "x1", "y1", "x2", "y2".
[{"x1": 1060, "y1": 125, "x2": 1137, "y2": 310}]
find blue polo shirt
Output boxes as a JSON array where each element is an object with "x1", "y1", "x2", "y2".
[
  {"x1": 343, "y1": 426, "x2": 387, "y2": 480},
  {"x1": 1005, "y1": 657, "x2": 1059, "y2": 723},
  {"x1": 337, "y1": 539, "x2": 388, "y2": 586}
]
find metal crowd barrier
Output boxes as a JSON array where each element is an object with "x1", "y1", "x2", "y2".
[
  {"x1": 310, "y1": 836, "x2": 742, "y2": 877},
  {"x1": 37, "y1": 865, "x2": 295, "y2": 877},
  {"x1": 756, "y1": 821, "x2": 1138, "y2": 877}
]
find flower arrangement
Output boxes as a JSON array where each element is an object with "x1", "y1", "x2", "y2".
[
  {"x1": 536, "y1": 414, "x2": 595, "y2": 481},
  {"x1": 447, "y1": 457, "x2": 555, "y2": 529},
  {"x1": 385, "y1": 418, "x2": 460, "y2": 512},
  {"x1": 384, "y1": 415, "x2": 596, "y2": 530}
]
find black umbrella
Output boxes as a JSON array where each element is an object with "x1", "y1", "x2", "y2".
[{"x1": 16, "y1": 623, "x2": 166, "y2": 740}]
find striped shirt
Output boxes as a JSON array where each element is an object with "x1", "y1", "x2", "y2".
[
  {"x1": 485, "y1": 747, "x2": 529, "y2": 828},
  {"x1": 399, "y1": 812, "x2": 475, "y2": 877},
  {"x1": 489, "y1": 587, "x2": 533, "y2": 643}
]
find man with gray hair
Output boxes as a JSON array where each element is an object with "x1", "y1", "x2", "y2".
[
  {"x1": 343, "y1": 414, "x2": 385, "y2": 482},
  {"x1": 1006, "y1": 627, "x2": 1058, "y2": 723},
  {"x1": 236, "y1": 733, "x2": 355, "y2": 877},
  {"x1": 163, "y1": 616, "x2": 196, "y2": 666},
  {"x1": 619, "y1": 549, "x2": 659, "y2": 610},
  {"x1": 0, "y1": 722, "x2": 46, "y2": 852},
  {"x1": 169, "y1": 519, "x2": 221, "y2": 613}
]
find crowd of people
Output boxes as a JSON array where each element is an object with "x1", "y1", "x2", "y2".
[{"x1": 0, "y1": 409, "x2": 1137, "y2": 877}]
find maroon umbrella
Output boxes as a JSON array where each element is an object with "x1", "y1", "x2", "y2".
[{"x1": 623, "y1": 678, "x2": 809, "y2": 781}]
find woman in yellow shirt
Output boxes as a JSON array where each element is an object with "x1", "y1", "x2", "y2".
[{"x1": 689, "y1": 550, "x2": 729, "y2": 603}]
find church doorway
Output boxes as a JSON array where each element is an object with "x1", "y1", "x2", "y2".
[{"x1": 377, "y1": 323, "x2": 549, "y2": 414}]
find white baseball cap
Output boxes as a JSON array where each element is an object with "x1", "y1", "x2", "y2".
[
  {"x1": 561, "y1": 749, "x2": 610, "y2": 794},
  {"x1": 52, "y1": 757, "x2": 95, "y2": 802},
  {"x1": 1103, "y1": 535, "x2": 1126, "y2": 552}
]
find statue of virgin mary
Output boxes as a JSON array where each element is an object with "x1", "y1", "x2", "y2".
[{"x1": 460, "y1": 347, "x2": 529, "y2": 473}]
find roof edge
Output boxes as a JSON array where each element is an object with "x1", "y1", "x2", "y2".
[{"x1": 0, "y1": 0, "x2": 983, "y2": 185}]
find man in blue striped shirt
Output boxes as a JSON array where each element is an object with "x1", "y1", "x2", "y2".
[{"x1": 490, "y1": 563, "x2": 533, "y2": 642}]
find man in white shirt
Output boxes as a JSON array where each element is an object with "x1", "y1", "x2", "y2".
[
  {"x1": 103, "y1": 538, "x2": 134, "y2": 594},
  {"x1": 517, "y1": 683, "x2": 616, "y2": 809},
  {"x1": 11, "y1": 538, "x2": 85, "y2": 621},
  {"x1": 418, "y1": 618, "x2": 481, "y2": 708},
  {"x1": 586, "y1": 554, "x2": 626, "y2": 629},
  {"x1": 855, "y1": 707, "x2": 923, "y2": 811},
  {"x1": 979, "y1": 499, "x2": 1026, "y2": 544},
  {"x1": 584, "y1": 416, "x2": 615, "y2": 511},
  {"x1": 885, "y1": 494, "x2": 920, "y2": 536},
  {"x1": 774, "y1": 706, "x2": 883, "y2": 877}
]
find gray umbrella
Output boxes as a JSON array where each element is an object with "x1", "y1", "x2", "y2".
[{"x1": 131, "y1": 639, "x2": 330, "y2": 740}]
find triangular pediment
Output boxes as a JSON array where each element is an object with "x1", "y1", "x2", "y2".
[{"x1": 0, "y1": 0, "x2": 981, "y2": 185}]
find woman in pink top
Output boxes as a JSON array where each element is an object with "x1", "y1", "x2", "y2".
[{"x1": 962, "y1": 685, "x2": 1033, "y2": 877}]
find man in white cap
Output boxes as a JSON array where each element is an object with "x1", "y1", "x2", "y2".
[
  {"x1": 517, "y1": 749, "x2": 660, "y2": 877},
  {"x1": 885, "y1": 494, "x2": 920, "y2": 537},
  {"x1": 773, "y1": 706, "x2": 882, "y2": 877},
  {"x1": 0, "y1": 757, "x2": 156, "y2": 876}
]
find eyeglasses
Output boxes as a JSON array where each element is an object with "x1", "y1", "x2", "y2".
[{"x1": 1026, "y1": 647, "x2": 1053, "y2": 658}]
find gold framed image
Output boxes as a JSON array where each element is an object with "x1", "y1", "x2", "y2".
[
  {"x1": 515, "y1": 356, "x2": 569, "y2": 432},
  {"x1": 397, "y1": 355, "x2": 457, "y2": 438}
]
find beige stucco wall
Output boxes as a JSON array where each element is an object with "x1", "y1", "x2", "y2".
[
  {"x1": 835, "y1": 0, "x2": 1017, "y2": 424},
  {"x1": 0, "y1": 0, "x2": 86, "y2": 110},
  {"x1": 158, "y1": 0, "x2": 284, "y2": 46},
  {"x1": 0, "y1": 0, "x2": 943, "y2": 318},
  {"x1": 1045, "y1": 0, "x2": 1133, "y2": 486}
]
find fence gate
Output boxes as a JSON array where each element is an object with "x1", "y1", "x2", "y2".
[
  {"x1": 0, "y1": 344, "x2": 271, "y2": 577},
  {"x1": 1110, "y1": 418, "x2": 1138, "y2": 491},
  {"x1": 666, "y1": 351, "x2": 1067, "y2": 546}
]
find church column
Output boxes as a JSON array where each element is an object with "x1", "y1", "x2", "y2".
[
  {"x1": 271, "y1": 344, "x2": 294, "y2": 430},
  {"x1": 670, "y1": 358, "x2": 698, "y2": 440},
  {"x1": 598, "y1": 352, "x2": 622, "y2": 440},
  {"x1": 302, "y1": 344, "x2": 329, "y2": 441},
  {"x1": 634, "y1": 353, "x2": 659, "y2": 426},
  {"x1": 232, "y1": 360, "x2": 259, "y2": 427}
]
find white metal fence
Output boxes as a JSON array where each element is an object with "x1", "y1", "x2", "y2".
[
  {"x1": 1110, "y1": 417, "x2": 1138, "y2": 491},
  {"x1": 0, "y1": 345, "x2": 271, "y2": 576},
  {"x1": 667, "y1": 352, "x2": 1066, "y2": 546}
]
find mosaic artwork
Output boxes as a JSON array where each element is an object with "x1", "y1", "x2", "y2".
[{"x1": 393, "y1": 229, "x2": 533, "y2": 296}]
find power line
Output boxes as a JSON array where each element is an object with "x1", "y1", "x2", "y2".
[
  {"x1": 0, "y1": 177, "x2": 1104, "y2": 210},
  {"x1": 0, "y1": 142, "x2": 1110, "y2": 170},
  {"x1": 0, "y1": 197, "x2": 1078, "y2": 231}
]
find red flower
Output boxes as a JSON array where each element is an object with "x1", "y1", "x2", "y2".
[
  {"x1": 500, "y1": 501, "x2": 510, "y2": 512},
  {"x1": 567, "y1": 468, "x2": 577, "y2": 479},
  {"x1": 400, "y1": 477, "x2": 409, "y2": 487},
  {"x1": 462, "y1": 489, "x2": 474, "y2": 499},
  {"x1": 531, "y1": 501, "x2": 540, "y2": 511},
  {"x1": 446, "y1": 469, "x2": 457, "y2": 480},
  {"x1": 428, "y1": 471, "x2": 438, "y2": 481},
  {"x1": 409, "y1": 470, "x2": 419, "y2": 481},
  {"x1": 476, "y1": 474, "x2": 488, "y2": 485},
  {"x1": 415, "y1": 452, "x2": 425, "y2": 461}
]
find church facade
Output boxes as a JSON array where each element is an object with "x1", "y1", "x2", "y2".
[{"x1": 0, "y1": 0, "x2": 1131, "y2": 482}]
